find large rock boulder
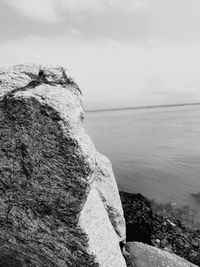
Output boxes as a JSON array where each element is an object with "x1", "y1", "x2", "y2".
[
  {"x1": 126, "y1": 242, "x2": 198, "y2": 267},
  {"x1": 0, "y1": 64, "x2": 126, "y2": 267}
]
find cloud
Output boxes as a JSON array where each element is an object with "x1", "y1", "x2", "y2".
[
  {"x1": 58, "y1": 0, "x2": 151, "y2": 13},
  {"x1": 5, "y1": 0, "x2": 155, "y2": 23},
  {"x1": 6, "y1": 0, "x2": 59, "y2": 23},
  {"x1": 3, "y1": 0, "x2": 200, "y2": 44},
  {"x1": 105, "y1": 0, "x2": 153, "y2": 13},
  {"x1": 57, "y1": 0, "x2": 105, "y2": 13}
]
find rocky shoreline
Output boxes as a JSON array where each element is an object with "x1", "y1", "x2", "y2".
[
  {"x1": 120, "y1": 191, "x2": 200, "y2": 266},
  {"x1": 0, "y1": 63, "x2": 198, "y2": 266}
]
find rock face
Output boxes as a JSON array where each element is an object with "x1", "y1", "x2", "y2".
[
  {"x1": 126, "y1": 242, "x2": 198, "y2": 267},
  {"x1": 0, "y1": 64, "x2": 126, "y2": 267}
]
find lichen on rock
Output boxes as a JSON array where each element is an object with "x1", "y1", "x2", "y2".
[{"x1": 0, "y1": 64, "x2": 126, "y2": 267}]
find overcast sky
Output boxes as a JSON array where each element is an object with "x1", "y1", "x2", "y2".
[{"x1": 1, "y1": 0, "x2": 200, "y2": 110}]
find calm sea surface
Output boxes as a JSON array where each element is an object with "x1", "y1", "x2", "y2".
[{"x1": 85, "y1": 105, "x2": 200, "y2": 211}]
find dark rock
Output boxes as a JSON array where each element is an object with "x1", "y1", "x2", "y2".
[
  {"x1": 120, "y1": 191, "x2": 200, "y2": 266},
  {"x1": 120, "y1": 191, "x2": 153, "y2": 244}
]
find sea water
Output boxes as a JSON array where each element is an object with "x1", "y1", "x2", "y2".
[{"x1": 85, "y1": 105, "x2": 200, "y2": 211}]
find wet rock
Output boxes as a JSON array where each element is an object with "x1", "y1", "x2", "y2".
[
  {"x1": 120, "y1": 191, "x2": 153, "y2": 244},
  {"x1": 120, "y1": 191, "x2": 200, "y2": 266}
]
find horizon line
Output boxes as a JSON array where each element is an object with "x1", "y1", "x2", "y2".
[{"x1": 86, "y1": 102, "x2": 200, "y2": 113}]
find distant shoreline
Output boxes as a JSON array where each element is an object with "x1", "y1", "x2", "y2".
[{"x1": 87, "y1": 102, "x2": 200, "y2": 113}]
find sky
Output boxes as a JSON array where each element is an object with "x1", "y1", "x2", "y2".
[{"x1": 1, "y1": 0, "x2": 200, "y2": 110}]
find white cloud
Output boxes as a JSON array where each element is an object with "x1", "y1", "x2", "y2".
[
  {"x1": 68, "y1": 27, "x2": 81, "y2": 37},
  {"x1": 57, "y1": 0, "x2": 105, "y2": 13},
  {"x1": 58, "y1": 0, "x2": 151, "y2": 13},
  {"x1": 5, "y1": 0, "x2": 156, "y2": 23},
  {"x1": 6, "y1": 0, "x2": 59, "y2": 22},
  {"x1": 105, "y1": 0, "x2": 152, "y2": 12}
]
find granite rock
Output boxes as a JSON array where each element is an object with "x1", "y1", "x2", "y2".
[
  {"x1": 126, "y1": 242, "x2": 198, "y2": 267},
  {"x1": 0, "y1": 64, "x2": 126, "y2": 267}
]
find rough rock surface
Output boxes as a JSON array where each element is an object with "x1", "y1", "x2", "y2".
[
  {"x1": 0, "y1": 64, "x2": 126, "y2": 267},
  {"x1": 126, "y1": 242, "x2": 198, "y2": 267}
]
